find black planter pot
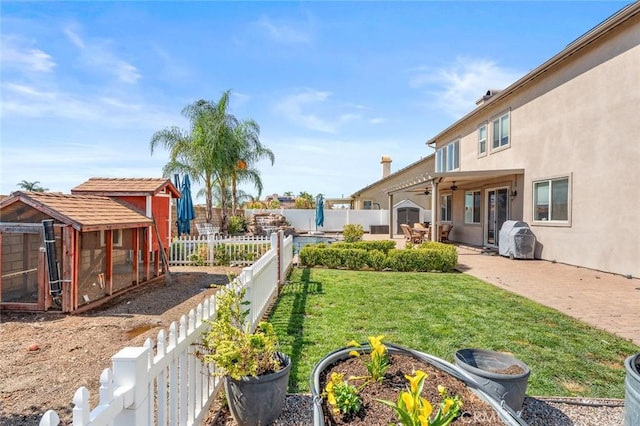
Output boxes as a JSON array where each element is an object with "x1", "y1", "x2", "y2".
[
  {"x1": 309, "y1": 343, "x2": 528, "y2": 426},
  {"x1": 454, "y1": 348, "x2": 531, "y2": 413},
  {"x1": 224, "y1": 352, "x2": 291, "y2": 426}
]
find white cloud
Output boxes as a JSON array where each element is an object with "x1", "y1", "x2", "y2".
[
  {"x1": 64, "y1": 26, "x2": 141, "y2": 84},
  {"x1": 63, "y1": 27, "x2": 85, "y2": 49},
  {"x1": 409, "y1": 57, "x2": 524, "y2": 118},
  {"x1": 256, "y1": 16, "x2": 310, "y2": 44},
  {"x1": 1, "y1": 80, "x2": 176, "y2": 129},
  {"x1": 273, "y1": 89, "x2": 366, "y2": 133},
  {"x1": 0, "y1": 36, "x2": 56, "y2": 72}
]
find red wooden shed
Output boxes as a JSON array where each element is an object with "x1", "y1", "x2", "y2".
[
  {"x1": 1, "y1": 192, "x2": 155, "y2": 313},
  {"x1": 71, "y1": 178, "x2": 180, "y2": 255}
]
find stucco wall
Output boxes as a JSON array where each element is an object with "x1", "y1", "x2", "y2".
[{"x1": 431, "y1": 13, "x2": 640, "y2": 277}]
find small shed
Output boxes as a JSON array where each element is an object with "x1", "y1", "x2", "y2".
[
  {"x1": 0, "y1": 191, "x2": 164, "y2": 313},
  {"x1": 71, "y1": 177, "x2": 180, "y2": 252}
]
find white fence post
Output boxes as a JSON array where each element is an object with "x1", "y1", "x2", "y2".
[
  {"x1": 39, "y1": 410, "x2": 60, "y2": 426},
  {"x1": 112, "y1": 346, "x2": 150, "y2": 426},
  {"x1": 40, "y1": 231, "x2": 296, "y2": 426}
]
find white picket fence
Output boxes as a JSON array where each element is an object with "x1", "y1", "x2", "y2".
[
  {"x1": 169, "y1": 234, "x2": 272, "y2": 267},
  {"x1": 40, "y1": 232, "x2": 293, "y2": 426}
]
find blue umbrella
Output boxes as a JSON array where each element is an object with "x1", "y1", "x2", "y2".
[
  {"x1": 177, "y1": 174, "x2": 196, "y2": 235},
  {"x1": 315, "y1": 195, "x2": 324, "y2": 230}
]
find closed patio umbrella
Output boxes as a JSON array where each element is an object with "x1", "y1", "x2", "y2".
[
  {"x1": 177, "y1": 174, "x2": 196, "y2": 235},
  {"x1": 174, "y1": 174, "x2": 183, "y2": 234},
  {"x1": 315, "y1": 195, "x2": 324, "y2": 231}
]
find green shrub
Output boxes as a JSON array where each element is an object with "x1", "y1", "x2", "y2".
[
  {"x1": 341, "y1": 249, "x2": 369, "y2": 270},
  {"x1": 213, "y1": 243, "x2": 231, "y2": 266},
  {"x1": 188, "y1": 243, "x2": 209, "y2": 266},
  {"x1": 229, "y1": 215, "x2": 247, "y2": 235},
  {"x1": 385, "y1": 247, "x2": 457, "y2": 272},
  {"x1": 367, "y1": 249, "x2": 387, "y2": 271},
  {"x1": 298, "y1": 241, "x2": 457, "y2": 272},
  {"x1": 299, "y1": 245, "x2": 324, "y2": 266},
  {"x1": 331, "y1": 240, "x2": 396, "y2": 253},
  {"x1": 342, "y1": 224, "x2": 364, "y2": 243}
]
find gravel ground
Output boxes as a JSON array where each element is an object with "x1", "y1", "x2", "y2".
[{"x1": 208, "y1": 394, "x2": 625, "y2": 426}]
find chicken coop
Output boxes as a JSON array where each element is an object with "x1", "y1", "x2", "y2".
[{"x1": 0, "y1": 178, "x2": 179, "y2": 313}]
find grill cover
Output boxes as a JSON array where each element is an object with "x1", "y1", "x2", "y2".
[{"x1": 499, "y1": 221, "x2": 536, "y2": 259}]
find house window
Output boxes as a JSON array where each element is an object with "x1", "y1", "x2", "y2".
[
  {"x1": 464, "y1": 191, "x2": 481, "y2": 224},
  {"x1": 491, "y1": 112, "x2": 510, "y2": 150},
  {"x1": 100, "y1": 229, "x2": 123, "y2": 247},
  {"x1": 478, "y1": 124, "x2": 487, "y2": 156},
  {"x1": 436, "y1": 139, "x2": 460, "y2": 173},
  {"x1": 441, "y1": 194, "x2": 452, "y2": 222},
  {"x1": 533, "y1": 177, "x2": 569, "y2": 222},
  {"x1": 363, "y1": 200, "x2": 372, "y2": 210}
]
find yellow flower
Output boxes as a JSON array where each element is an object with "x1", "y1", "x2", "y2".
[
  {"x1": 405, "y1": 370, "x2": 427, "y2": 394},
  {"x1": 330, "y1": 372, "x2": 343, "y2": 383},
  {"x1": 368, "y1": 335, "x2": 385, "y2": 348},
  {"x1": 401, "y1": 392, "x2": 415, "y2": 412},
  {"x1": 438, "y1": 385, "x2": 446, "y2": 397},
  {"x1": 442, "y1": 398, "x2": 454, "y2": 414},
  {"x1": 346, "y1": 340, "x2": 360, "y2": 347},
  {"x1": 349, "y1": 350, "x2": 361, "y2": 357},
  {"x1": 418, "y1": 398, "x2": 433, "y2": 420},
  {"x1": 326, "y1": 381, "x2": 334, "y2": 393}
]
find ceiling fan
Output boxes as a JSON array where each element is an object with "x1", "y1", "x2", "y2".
[{"x1": 450, "y1": 181, "x2": 458, "y2": 191}]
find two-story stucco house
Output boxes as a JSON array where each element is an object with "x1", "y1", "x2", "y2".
[{"x1": 388, "y1": 3, "x2": 640, "y2": 278}]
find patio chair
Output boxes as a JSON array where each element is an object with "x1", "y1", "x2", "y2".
[
  {"x1": 440, "y1": 224, "x2": 453, "y2": 243},
  {"x1": 400, "y1": 224, "x2": 424, "y2": 244},
  {"x1": 413, "y1": 223, "x2": 431, "y2": 240}
]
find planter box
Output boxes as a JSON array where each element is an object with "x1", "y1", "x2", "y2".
[{"x1": 310, "y1": 343, "x2": 528, "y2": 425}]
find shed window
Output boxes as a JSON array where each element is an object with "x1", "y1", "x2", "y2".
[{"x1": 100, "y1": 229, "x2": 123, "y2": 247}]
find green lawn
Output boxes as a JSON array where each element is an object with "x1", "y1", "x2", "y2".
[{"x1": 268, "y1": 268, "x2": 639, "y2": 399}]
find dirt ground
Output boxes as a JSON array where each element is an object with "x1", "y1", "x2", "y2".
[{"x1": 0, "y1": 266, "x2": 242, "y2": 426}]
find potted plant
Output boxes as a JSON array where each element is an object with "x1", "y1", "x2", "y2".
[{"x1": 200, "y1": 283, "x2": 291, "y2": 426}]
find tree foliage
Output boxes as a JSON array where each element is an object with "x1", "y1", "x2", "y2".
[
  {"x1": 150, "y1": 90, "x2": 274, "y2": 234},
  {"x1": 17, "y1": 180, "x2": 48, "y2": 192}
]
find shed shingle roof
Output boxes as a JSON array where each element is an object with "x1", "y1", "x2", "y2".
[
  {"x1": 2, "y1": 191, "x2": 152, "y2": 231},
  {"x1": 71, "y1": 178, "x2": 180, "y2": 197}
]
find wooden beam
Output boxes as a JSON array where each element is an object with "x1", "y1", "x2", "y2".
[
  {"x1": 106, "y1": 230, "x2": 113, "y2": 296},
  {"x1": 62, "y1": 226, "x2": 74, "y2": 313},
  {"x1": 143, "y1": 227, "x2": 151, "y2": 281},
  {"x1": 38, "y1": 248, "x2": 46, "y2": 311},
  {"x1": 22, "y1": 233, "x2": 30, "y2": 296},
  {"x1": 72, "y1": 228, "x2": 79, "y2": 311},
  {"x1": 0, "y1": 231, "x2": 3, "y2": 303},
  {"x1": 0, "y1": 302, "x2": 41, "y2": 311},
  {"x1": 132, "y1": 228, "x2": 139, "y2": 285},
  {"x1": 0, "y1": 223, "x2": 44, "y2": 233}
]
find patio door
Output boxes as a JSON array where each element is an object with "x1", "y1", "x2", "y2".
[{"x1": 485, "y1": 187, "x2": 508, "y2": 246}]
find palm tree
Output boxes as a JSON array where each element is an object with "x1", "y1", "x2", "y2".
[
  {"x1": 151, "y1": 91, "x2": 239, "y2": 233},
  {"x1": 227, "y1": 119, "x2": 274, "y2": 216},
  {"x1": 17, "y1": 180, "x2": 48, "y2": 192}
]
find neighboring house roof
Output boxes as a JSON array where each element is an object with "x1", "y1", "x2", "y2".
[
  {"x1": 0, "y1": 191, "x2": 152, "y2": 232},
  {"x1": 350, "y1": 154, "x2": 435, "y2": 197},
  {"x1": 71, "y1": 177, "x2": 180, "y2": 198},
  {"x1": 426, "y1": 2, "x2": 640, "y2": 146}
]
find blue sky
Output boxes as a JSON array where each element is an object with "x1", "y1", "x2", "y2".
[{"x1": 0, "y1": 1, "x2": 631, "y2": 203}]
